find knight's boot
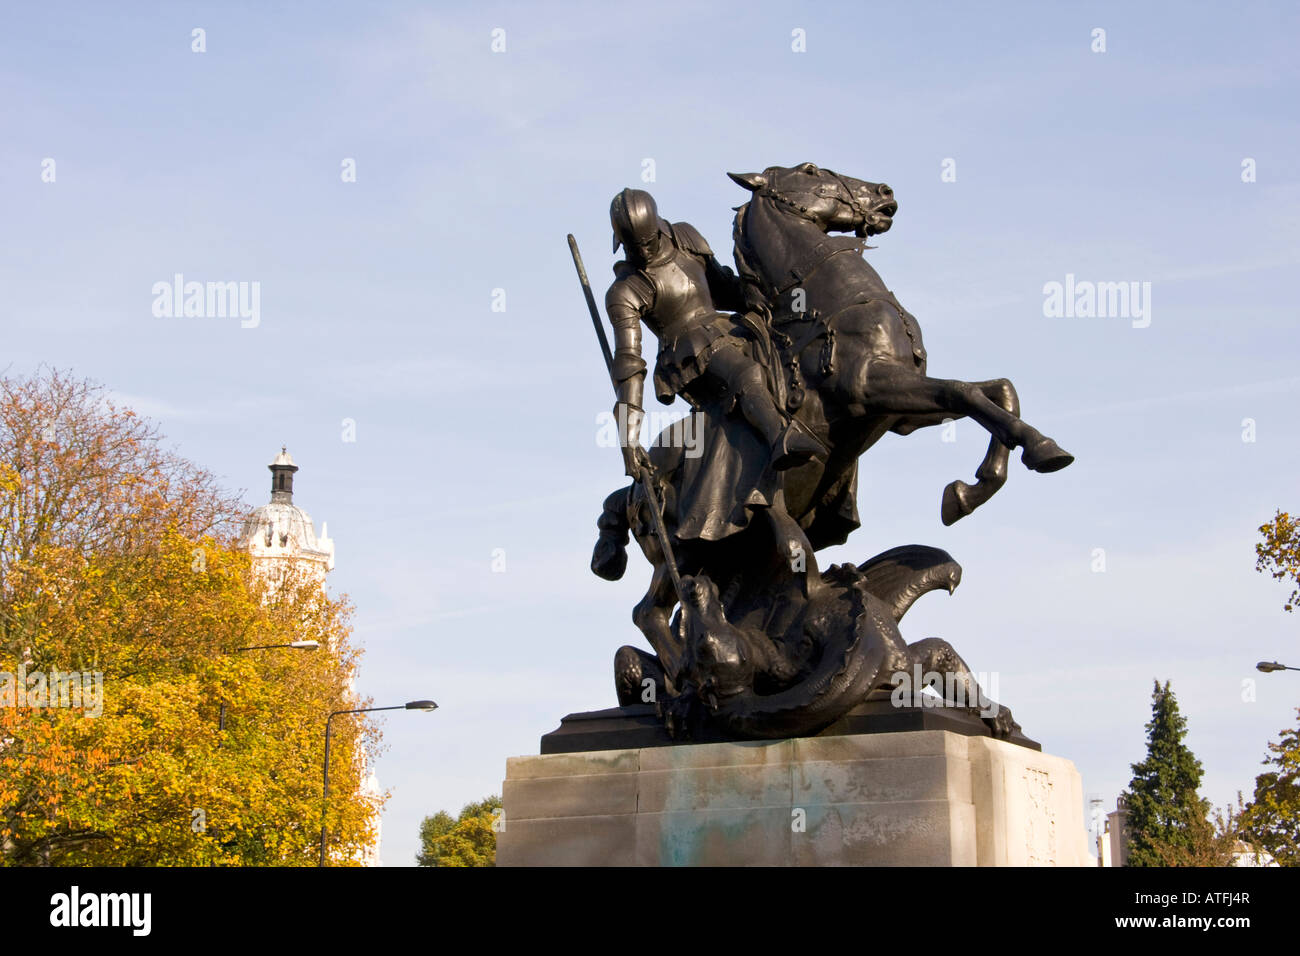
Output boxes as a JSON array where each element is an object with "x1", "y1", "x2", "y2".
[
  {"x1": 735, "y1": 378, "x2": 826, "y2": 471},
  {"x1": 769, "y1": 416, "x2": 827, "y2": 471},
  {"x1": 591, "y1": 488, "x2": 631, "y2": 581}
]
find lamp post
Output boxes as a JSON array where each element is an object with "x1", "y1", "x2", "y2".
[
  {"x1": 1256, "y1": 660, "x2": 1300, "y2": 673},
  {"x1": 319, "y1": 700, "x2": 438, "y2": 867},
  {"x1": 219, "y1": 640, "x2": 320, "y2": 730},
  {"x1": 236, "y1": 641, "x2": 321, "y2": 652}
]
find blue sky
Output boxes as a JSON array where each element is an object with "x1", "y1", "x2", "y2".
[{"x1": 3, "y1": 0, "x2": 1298, "y2": 864}]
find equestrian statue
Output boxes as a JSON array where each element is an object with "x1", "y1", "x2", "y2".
[{"x1": 568, "y1": 163, "x2": 1073, "y2": 742}]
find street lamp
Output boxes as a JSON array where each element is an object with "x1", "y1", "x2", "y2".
[
  {"x1": 219, "y1": 640, "x2": 321, "y2": 730},
  {"x1": 319, "y1": 700, "x2": 438, "y2": 867},
  {"x1": 1256, "y1": 660, "x2": 1300, "y2": 673},
  {"x1": 236, "y1": 640, "x2": 320, "y2": 651}
]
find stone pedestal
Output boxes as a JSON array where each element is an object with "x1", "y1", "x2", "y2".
[{"x1": 498, "y1": 730, "x2": 1090, "y2": 866}]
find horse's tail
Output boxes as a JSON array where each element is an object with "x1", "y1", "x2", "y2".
[{"x1": 591, "y1": 485, "x2": 632, "y2": 581}]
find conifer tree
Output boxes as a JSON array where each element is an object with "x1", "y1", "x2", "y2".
[{"x1": 1122, "y1": 679, "x2": 1226, "y2": 866}]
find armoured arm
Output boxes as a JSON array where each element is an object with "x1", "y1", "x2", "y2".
[
  {"x1": 605, "y1": 271, "x2": 653, "y2": 475},
  {"x1": 606, "y1": 271, "x2": 650, "y2": 409}
]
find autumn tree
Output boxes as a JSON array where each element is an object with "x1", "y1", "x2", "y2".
[
  {"x1": 0, "y1": 368, "x2": 381, "y2": 865},
  {"x1": 1237, "y1": 513, "x2": 1300, "y2": 865},
  {"x1": 1238, "y1": 713, "x2": 1300, "y2": 866},
  {"x1": 1256, "y1": 510, "x2": 1300, "y2": 612},
  {"x1": 1149, "y1": 795, "x2": 1243, "y2": 867},
  {"x1": 1122, "y1": 680, "x2": 1228, "y2": 866},
  {"x1": 417, "y1": 795, "x2": 501, "y2": 867}
]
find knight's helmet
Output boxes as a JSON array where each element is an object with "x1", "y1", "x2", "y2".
[{"x1": 610, "y1": 187, "x2": 660, "y2": 259}]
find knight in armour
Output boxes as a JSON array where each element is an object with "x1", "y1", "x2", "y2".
[{"x1": 604, "y1": 187, "x2": 825, "y2": 481}]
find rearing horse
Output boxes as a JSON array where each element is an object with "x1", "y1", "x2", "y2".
[
  {"x1": 592, "y1": 164, "x2": 1073, "y2": 715},
  {"x1": 730, "y1": 162, "x2": 1073, "y2": 526}
]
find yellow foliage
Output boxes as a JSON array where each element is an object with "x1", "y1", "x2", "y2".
[{"x1": 0, "y1": 369, "x2": 382, "y2": 865}]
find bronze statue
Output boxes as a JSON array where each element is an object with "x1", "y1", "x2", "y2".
[{"x1": 572, "y1": 164, "x2": 1074, "y2": 743}]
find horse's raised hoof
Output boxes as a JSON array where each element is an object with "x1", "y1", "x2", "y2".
[
  {"x1": 1021, "y1": 437, "x2": 1074, "y2": 474},
  {"x1": 941, "y1": 480, "x2": 976, "y2": 526}
]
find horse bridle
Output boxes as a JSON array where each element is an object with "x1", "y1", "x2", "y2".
[
  {"x1": 759, "y1": 169, "x2": 874, "y2": 227},
  {"x1": 826, "y1": 170, "x2": 875, "y2": 222}
]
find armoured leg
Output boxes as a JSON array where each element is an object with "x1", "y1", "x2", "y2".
[
  {"x1": 591, "y1": 486, "x2": 632, "y2": 580},
  {"x1": 707, "y1": 347, "x2": 825, "y2": 469}
]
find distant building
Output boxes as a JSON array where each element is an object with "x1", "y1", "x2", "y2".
[
  {"x1": 242, "y1": 448, "x2": 382, "y2": 866},
  {"x1": 1099, "y1": 796, "x2": 1128, "y2": 867}
]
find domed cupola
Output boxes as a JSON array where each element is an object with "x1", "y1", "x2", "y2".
[
  {"x1": 270, "y1": 447, "x2": 298, "y2": 503},
  {"x1": 243, "y1": 447, "x2": 335, "y2": 580}
]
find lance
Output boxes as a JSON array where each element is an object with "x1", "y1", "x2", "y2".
[{"x1": 567, "y1": 233, "x2": 686, "y2": 602}]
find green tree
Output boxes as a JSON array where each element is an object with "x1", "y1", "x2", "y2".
[
  {"x1": 1122, "y1": 679, "x2": 1228, "y2": 866},
  {"x1": 417, "y1": 795, "x2": 501, "y2": 867},
  {"x1": 1239, "y1": 711, "x2": 1300, "y2": 866}
]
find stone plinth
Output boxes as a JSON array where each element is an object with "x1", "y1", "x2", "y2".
[
  {"x1": 497, "y1": 730, "x2": 1089, "y2": 866},
  {"x1": 539, "y1": 698, "x2": 1041, "y2": 754}
]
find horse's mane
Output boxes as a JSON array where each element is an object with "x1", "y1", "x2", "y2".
[{"x1": 730, "y1": 202, "x2": 768, "y2": 304}]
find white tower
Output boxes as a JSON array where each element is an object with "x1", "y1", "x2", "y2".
[
  {"x1": 242, "y1": 448, "x2": 335, "y2": 588},
  {"x1": 241, "y1": 448, "x2": 382, "y2": 866}
]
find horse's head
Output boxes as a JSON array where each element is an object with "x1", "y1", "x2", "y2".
[{"x1": 728, "y1": 162, "x2": 897, "y2": 237}]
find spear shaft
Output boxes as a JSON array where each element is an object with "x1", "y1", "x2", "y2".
[{"x1": 567, "y1": 233, "x2": 686, "y2": 601}]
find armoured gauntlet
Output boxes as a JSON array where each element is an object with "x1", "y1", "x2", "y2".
[{"x1": 614, "y1": 400, "x2": 651, "y2": 479}]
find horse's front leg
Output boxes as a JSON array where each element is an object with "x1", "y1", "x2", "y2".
[
  {"x1": 940, "y1": 378, "x2": 1020, "y2": 525},
  {"x1": 859, "y1": 362, "x2": 1073, "y2": 474}
]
